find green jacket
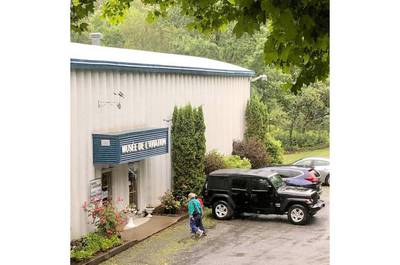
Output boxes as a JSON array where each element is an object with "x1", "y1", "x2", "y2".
[{"x1": 188, "y1": 198, "x2": 202, "y2": 217}]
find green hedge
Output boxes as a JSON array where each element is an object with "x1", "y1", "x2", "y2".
[
  {"x1": 274, "y1": 130, "x2": 329, "y2": 151},
  {"x1": 70, "y1": 232, "x2": 122, "y2": 262}
]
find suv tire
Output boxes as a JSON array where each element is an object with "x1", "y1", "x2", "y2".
[
  {"x1": 212, "y1": 200, "x2": 233, "y2": 220},
  {"x1": 325, "y1": 175, "x2": 330, "y2": 186},
  {"x1": 288, "y1": 204, "x2": 309, "y2": 225}
]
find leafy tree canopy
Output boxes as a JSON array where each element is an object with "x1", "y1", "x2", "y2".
[{"x1": 71, "y1": 0, "x2": 329, "y2": 92}]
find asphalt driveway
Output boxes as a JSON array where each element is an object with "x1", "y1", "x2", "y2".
[
  {"x1": 102, "y1": 187, "x2": 329, "y2": 265},
  {"x1": 172, "y1": 186, "x2": 330, "y2": 265}
]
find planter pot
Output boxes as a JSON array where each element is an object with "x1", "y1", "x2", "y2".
[
  {"x1": 145, "y1": 207, "x2": 154, "y2": 217},
  {"x1": 124, "y1": 211, "x2": 137, "y2": 230}
]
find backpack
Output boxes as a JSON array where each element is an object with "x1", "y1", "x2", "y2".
[{"x1": 190, "y1": 200, "x2": 201, "y2": 217}]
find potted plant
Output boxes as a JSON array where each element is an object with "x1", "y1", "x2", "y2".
[{"x1": 123, "y1": 204, "x2": 137, "y2": 229}]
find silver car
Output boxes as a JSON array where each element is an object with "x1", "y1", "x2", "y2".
[{"x1": 292, "y1": 157, "x2": 330, "y2": 186}]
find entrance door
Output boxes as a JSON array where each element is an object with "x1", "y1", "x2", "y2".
[
  {"x1": 101, "y1": 170, "x2": 112, "y2": 204},
  {"x1": 128, "y1": 166, "x2": 138, "y2": 207}
]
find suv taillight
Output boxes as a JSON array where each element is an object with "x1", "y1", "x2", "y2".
[{"x1": 305, "y1": 172, "x2": 319, "y2": 182}]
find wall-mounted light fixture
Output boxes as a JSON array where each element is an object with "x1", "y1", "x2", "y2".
[
  {"x1": 250, "y1": 74, "x2": 267, "y2": 82},
  {"x1": 98, "y1": 90, "x2": 125, "y2": 109}
]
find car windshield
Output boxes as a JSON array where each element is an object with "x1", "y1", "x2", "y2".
[{"x1": 269, "y1": 174, "x2": 284, "y2": 189}]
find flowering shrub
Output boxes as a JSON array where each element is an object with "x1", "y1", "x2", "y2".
[
  {"x1": 159, "y1": 191, "x2": 181, "y2": 214},
  {"x1": 82, "y1": 200, "x2": 126, "y2": 237}
]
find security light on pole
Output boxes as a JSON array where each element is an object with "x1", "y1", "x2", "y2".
[{"x1": 250, "y1": 74, "x2": 267, "y2": 82}]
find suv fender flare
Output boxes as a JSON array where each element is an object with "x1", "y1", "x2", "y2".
[
  {"x1": 210, "y1": 194, "x2": 236, "y2": 209},
  {"x1": 281, "y1": 198, "x2": 309, "y2": 212}
]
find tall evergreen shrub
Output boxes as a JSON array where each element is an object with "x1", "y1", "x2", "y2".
[
  {"x1": 194, "y1": 106, "x2": 206, "y2": 189},
  {"x1": 245, "y1": 93, "x2": 268, "y2": 141},
  {"x1": 171, "y1": 104, "x2": 206, "y2": 200}
]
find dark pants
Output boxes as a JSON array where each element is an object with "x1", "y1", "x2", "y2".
[
  {"x1": 194, "y1": 214, "x2": 205, "y2": 233},
  {"x1": 190, "y1": 214, "x2": 205, "y2": 234}
]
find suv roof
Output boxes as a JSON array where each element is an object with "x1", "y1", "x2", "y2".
[
  {"x1": 209, "y1": 168, "x2": 277, "y2": 178},
  {"x1": 297, "y1": 157, "x2": 329, "y2": 161}
]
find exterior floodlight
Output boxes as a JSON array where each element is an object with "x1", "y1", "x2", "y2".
[{"x1": 250, "y1": 74, "x2": 267, "y2": 82}]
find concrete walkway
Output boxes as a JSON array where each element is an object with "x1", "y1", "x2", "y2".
[{"x1": 120, "y1": 215, "x2": 185, "y2": 242}]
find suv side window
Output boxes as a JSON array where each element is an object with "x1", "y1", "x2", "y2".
[
  {"x1": 232, "y1": 177, "x2": 247, "y2": 190},
  {"x1": 314, "y1": 160, "x2": 329, "y2": 166},
  {"x1": 209, "y1": 176, "x2": 230, "y2": 189},
  {"x1": 295, "y1": 159, "x2": 312, "y2": 166},
  {"x1": 252, "y1": 178, "x2": 271, "y2": 191}
]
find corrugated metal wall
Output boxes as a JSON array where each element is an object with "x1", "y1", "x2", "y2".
[{"x1": 71, "y1": 69, "x2": 250, "y2": 239}]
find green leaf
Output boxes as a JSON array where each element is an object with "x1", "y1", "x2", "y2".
[
  {"x1": 145, "y1": 12, "x2": 156, "y2": 24},
  {"x1": 303, "y1": 54, "x2": 310, "y2": 64}
]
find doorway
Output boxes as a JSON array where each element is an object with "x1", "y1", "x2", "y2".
[
  {"x1": 101, "y1": 170, "x2": 112, "y2": 204},
  {"x1": 128, "y1": 164, "x2": 139, "y2": 208}
]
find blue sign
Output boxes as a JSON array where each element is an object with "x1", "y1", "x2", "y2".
[{"x1": 93, "y1": 127, "x2": 169, "y2": 165}]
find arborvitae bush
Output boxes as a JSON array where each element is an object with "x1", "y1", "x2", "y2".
[
  {"x1": 245, "y1": 93, "x2": 268, "y2": 141},
  {"x1": 171, "y1": 104, "x2": 206, "y2": 200},
  {"x1": 232, "y1": 138, "x2": 268, "y2": 169},
  {"x1": 193, "y1": 106, "x2": 206, "y2": 189}
]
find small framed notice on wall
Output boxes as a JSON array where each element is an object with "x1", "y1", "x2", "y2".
[{"x1": 89, "y1": 179, "x2": 102, "y2": 202}]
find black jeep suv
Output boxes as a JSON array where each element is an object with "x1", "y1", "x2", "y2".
[{"x1": 202, "y1": 168, "x2": 325, "y2": 225}]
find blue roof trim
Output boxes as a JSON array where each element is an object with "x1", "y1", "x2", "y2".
[{"x1": 71, "y1": 59, "x2": 255, "y2": 77}]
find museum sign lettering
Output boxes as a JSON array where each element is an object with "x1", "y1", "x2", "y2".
[{"x1": 92, "y1": 128, "x2": 169, "y2": 164}]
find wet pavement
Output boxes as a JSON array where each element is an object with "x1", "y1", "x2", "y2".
[
  {"x1": 101, "y1": 187, "x2": 329, "y2": 265},
  {"x1": 172, "y1": 186, "x2": 330, "y2": 265}
]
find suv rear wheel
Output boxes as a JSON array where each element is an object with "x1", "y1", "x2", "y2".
[
  {"x1": 325, "y1": 175, "x2": 330, "y2": 186},
  {"x1": 288, "y1": 204, "x2": 309, "y2": 225},
  {"x1": 212, "y1": 200, "x2": 233, "y2": 220}
]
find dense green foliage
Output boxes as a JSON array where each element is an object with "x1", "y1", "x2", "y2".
[
  {"x1": 70, "y1": 232, "x2": 122, "y2": 261},
  {"x1": 71, "y1": 0, "x2": 329, "y2": 91},
  {"x1": 264, "y1": 133, "x2": 284, "y2": 165},
  {"x1": 205, "y1": 150, "x2": 251, "y2": 174},
  {"x1": 71, "y1": 2, "x2": 329, "y2": 151},
  {"x1": 171, "y1": 105, "x2": 206, "y2": 199},
  {"x1": 223, "y1": 155, "x2": 251, "y2": 169},
  {"x1": 245, "y1": 93, "x2": 267, "y2": 141},
  {"x1": 205, "y1": 150, "x2": 226, "y2": 175},
  {"x1": 232, "y1": 138, "x2": 267, "y2": 169}
]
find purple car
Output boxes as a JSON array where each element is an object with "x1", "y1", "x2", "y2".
[{"x1": 262, "y1": 166, "x2": 322, "y2": 193}]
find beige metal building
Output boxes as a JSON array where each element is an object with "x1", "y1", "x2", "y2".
[{"x1": 70, "y1": 42, "x2": 253, "y2": 239}]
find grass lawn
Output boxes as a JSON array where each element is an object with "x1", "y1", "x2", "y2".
[{"x1": 283, "y1": 147, "x2": 330, "y2": 164}]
